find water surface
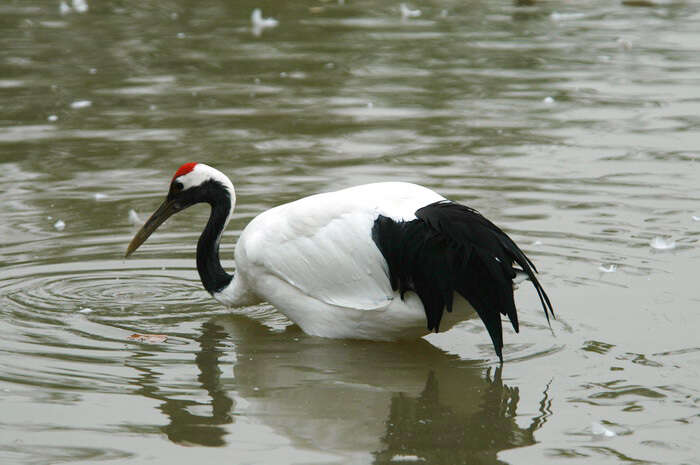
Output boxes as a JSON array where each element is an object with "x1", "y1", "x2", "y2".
[{"x1": 1, "y1": 1, "x2": 699, "y2": 464}]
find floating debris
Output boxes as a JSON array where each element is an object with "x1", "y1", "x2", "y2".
[
  {"x1": 128, "y1": 209, "x2": 142, "y2": 225},
  {"x1": 79, "y1": 307, "x2": 93, "y2": 314},
  {"x1": 251, "y1": 8, "x2": 278, "y2": 36},
  {"x1": 70, "y1": 100, "x2": 92, "y2": 109},
  {"x1": 692, "y1": 215, "x2": 700, "y2": 222},
  {"x1": 48, "y1": 114, "x2": 58, "y2": 122},
  {"x1": 128, "y1": 333, "x2": 168, "y2": 343},
  {"x1": 176, "y1": 32, "x2": 185, "y2": 39},
  {"x1": 650, "y1": 237, "x2": 676, "y2": 250},
  {"x1": 543, "y1": 96, "x2": 555, "y2": 104},
  {"x1": 53, "y1": 219, "x2": 65, "y2": 231},
  {"x1": 59, "y1": 1, "x2": 71, "y2": 15},
  {"x1": 391, "y1": 455, "x2": 425, "y2": 462},
  {"x1": 72, "y1": 0, "x2": 88, "y2": 13},
  {"x1": 60, "y1": 0, "x2": 88, "y2": 15},
  {"x1": 93, "y1": 193, "x2": 107, "y2": 200},
  {"x1": 616, "y1": 37, "x2": 632, "y2": 50},
  {"x1": 400, "y1": 4, "x2": 422, "y2": 19},
  {"x1": 591, "y1": 422, "x2": 616, "y2": 437},
  {"x1": 598, "y1": 264, "x2": 617, "y2": 273},
  {"x1": 550, "y1": 11, "x2": 586, "y2": 21}
]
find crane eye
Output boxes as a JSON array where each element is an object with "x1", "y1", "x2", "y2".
[{"x1": 172, "y1": 181, "x2": 184, "y2": 192}]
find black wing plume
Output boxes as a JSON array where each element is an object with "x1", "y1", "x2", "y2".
[{"x1": 372, "y1": 200, "x2": 554, "y2": 361}]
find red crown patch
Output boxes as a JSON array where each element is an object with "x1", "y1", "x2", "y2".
[{"x1": 172, "y1": 162, "x2": 198, "y2": 181}]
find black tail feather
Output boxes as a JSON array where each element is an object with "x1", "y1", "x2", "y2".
[{"x1": 372, "y1": 200, "x2": 554, "y2": 361}]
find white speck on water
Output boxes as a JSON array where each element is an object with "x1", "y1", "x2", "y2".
[
  {"x1": 253, "y1": 386, "x2": 260, "y2": 391},
  {"x1": 280, "y1": 72, "x2": 288, "y2": 78},
  {"x1": 159, "y1": 306, "x2": 165, "y2": 310},
  {"x1": 598, "y1": 264, "x2": 617, "y2": 273},
  {"x1": 550, "y1": 11, "x2": 585, "y2": 21},
  {"x1": 251, "y1": 8, "x2": 278, "y2": 36},
  {"x1": 533, "y1": 240, "x2": 543, "y2": 246},
  {"x1": 692, "y1": 215, "x2": 700, "y2": 221},
  {"x1": 93, "y1": 193, "x2": 107, "y2": 200},
  {"x1": 391, "y1": 455, "x2": 425, "y2": 462},
  {"x1": 591, "y1": 422, "x2": 616, "y2": 437},
  {"x1": 441, "y1": 9, "x2": 449, "y2": 18},
  {"x1": 79, "y1": 308, "x2": 93, "y2": 314},
  {"x1": 170, "y1": 12, "x2": 178, "y2": 20},
  {"x1": 53, "y1": 219, "x2": 65, "y2": 231},
  {"x1": 89, "y1": 67, "x2": 97, "y2": 74},
  {"x1": 650, "y1": 237, "x2": 676, "y2": 250},
  {"x1": 176, "y1": 32, "x2": 185, "y2": 39},
  {"x1": 59, "y1": 1, "x2": 71, "y2": 15},
  {"x1": 47, "y1": 216, "x2": 53, "y2": 220},
  {"x1": 400, "y1": 4, "x2": 421, "y2": 19},
  {"x1": 70, "y1": 100, "x2": 92, "y2": 109},
  {"x1": 367, "y1": 102, "x2": 374, "y2": 108},
  {"x1": 251, "y1": 8, "x2": 279, "y2": 28},
  {"x1": 72, "y1": 0, "x2": 88, "y2": 13},
  {"x1": 48, "y1": 114, "x2": 58, "y2": 122},
  {"x1": 543, "y1": 96, "x2": 555, "y2": 104},
  {"x1": 128, "y1": 209, "x2": 142, "y2": 225},
  {"x1": 149, "y1": 104, "x2": 157, "y2": 111},
  {"x1": 616, "y1": 37, "x2": 632, "y2": 50},
  {"x1": 254, "y1": 77, "x2": 260, "y2": 84}
]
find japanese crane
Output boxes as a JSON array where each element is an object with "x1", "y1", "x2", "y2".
[{"x1": 125, "y1": 162, "x2": 553, "y2": 361}]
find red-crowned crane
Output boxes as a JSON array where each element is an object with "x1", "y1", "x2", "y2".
[{"x1": 125, "y1": 162, "x2": 553, "y2": 361}]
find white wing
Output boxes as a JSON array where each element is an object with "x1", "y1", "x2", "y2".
[{"x1": 237, "y1": 182, "x2": 444, "y2": 311}]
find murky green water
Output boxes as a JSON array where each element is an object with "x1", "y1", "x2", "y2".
[{"x1": 2, "y1": 0, "x2": 699, "y2": 463}]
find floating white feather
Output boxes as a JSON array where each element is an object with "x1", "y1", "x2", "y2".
[
  {"x1": 128, "y1": 209, "x2": 142, "y2": 225},
  {"x1": 650, "y1": 237, "x2": 676, "y2": 250},
  {"x1": 72, "y1": 0, "x2": 88, "y2": 13},
  {"x1": 251, "y1": 8, "x2": 278, "y2": 36},
  {"x1": 591, "y1": 422, "x2": 616, "y2": 437},
  {"x1": 400, "y1": 4, "x2": 421, "y2": 19},
  {"x1": 598, "y1": 264, "x2": 617, "y2": 273}
]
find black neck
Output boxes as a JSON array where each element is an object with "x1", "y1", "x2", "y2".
[{"x1": 196, "y1": 185, "x2": 233, "y2": 295}]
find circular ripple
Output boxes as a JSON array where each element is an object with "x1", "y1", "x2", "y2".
[{"x1": 1, "y1": 260, "x2": 210, "y2": 319}]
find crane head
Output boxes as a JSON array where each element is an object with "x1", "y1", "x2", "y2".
[{"x1": 124, "y1": 162, "x2": 235, "y2": 258}]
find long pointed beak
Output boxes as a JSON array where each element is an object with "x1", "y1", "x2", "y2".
[{"x1": 125, "y1": 198, "x2": 181, "y2": 258}]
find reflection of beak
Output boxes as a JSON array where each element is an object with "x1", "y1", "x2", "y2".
[{"x1": 125, "y1": 198, "x2": 181, "y2": 258}]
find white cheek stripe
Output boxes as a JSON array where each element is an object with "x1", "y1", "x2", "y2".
[{"x1": 176, "y1": 164, "x2": 236, "y2": 206}]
